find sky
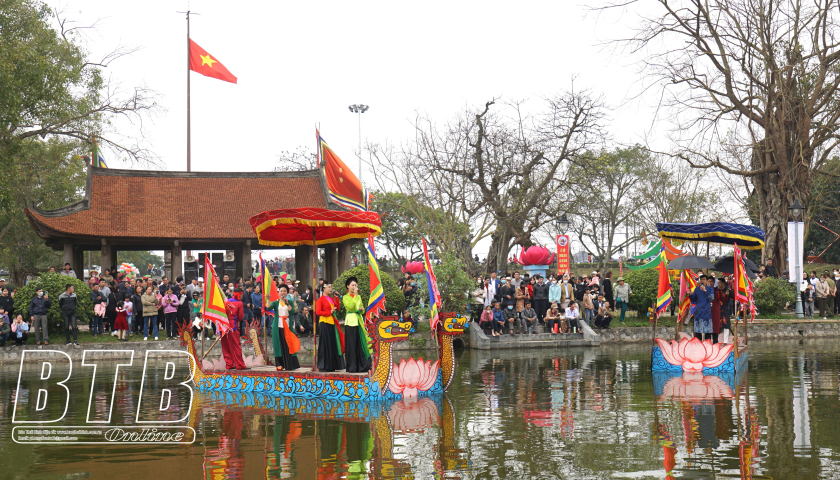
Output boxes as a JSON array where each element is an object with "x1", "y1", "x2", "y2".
[{"x1": 47, "y1": 0, "x2": 666, "y2": 260}]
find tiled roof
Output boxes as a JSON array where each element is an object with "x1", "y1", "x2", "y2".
[{"x1": 26, "y1": 167, "x2": 331, "y2": 240}]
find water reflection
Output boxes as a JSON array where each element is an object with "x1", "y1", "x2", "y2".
[{"x1": 8, "y1": 341, "x2": 840, "y2": 478}]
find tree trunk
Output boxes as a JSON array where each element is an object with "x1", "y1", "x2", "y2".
[
  {"x1": 10, "y1": 267, "x2": 28, "y2": 290},
  {"x1": 486, "y1": 226, "x2": 515, "y2": 275},
  {"x1": 752, "y1": 141, "x2": 811, "y2": 270}
]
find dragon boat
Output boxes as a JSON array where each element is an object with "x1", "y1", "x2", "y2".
[
  {"x1": 650, "y1": 221, "x2": 763, "y2": 374},
  {"x1": 180, "y1": 313, "x2": 467, "y2": 402}
]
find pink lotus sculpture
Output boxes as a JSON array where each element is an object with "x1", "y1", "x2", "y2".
[
  {"x1": 401, "y1": 261, "x2": 425, "y2": 275},
  {"x1": 510, "y1": 245, "x2": 556, "y2": 266},
  {"x1": 655, "y1": 337, "x2": 734, "y2": 372},
  {"x1": 659, "y1": 372, "x2": 735, "y2": 400},
  {"x1": 389, "y1": 357, "x2": 440, "y2": 398}
]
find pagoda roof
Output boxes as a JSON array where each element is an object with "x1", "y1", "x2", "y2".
[{"x1": 26, "y1": 166, "x2": 340, "y2": 244}]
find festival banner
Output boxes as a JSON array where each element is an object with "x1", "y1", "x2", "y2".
[{"x1": 556, "y1": 235, "x2": 570, "y2": 275}]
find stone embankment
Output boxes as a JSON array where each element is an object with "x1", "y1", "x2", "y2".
[{"x1": 597, "y1": 320, "x2": 840, "y2": 343}]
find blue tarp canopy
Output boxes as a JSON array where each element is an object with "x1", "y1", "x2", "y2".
[{"x1": 656, "y1": 222, "x2": 765, "y2": 250}]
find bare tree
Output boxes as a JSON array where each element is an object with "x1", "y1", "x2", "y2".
[
  {"x1": 605, "y1": 0, "x2": 840, "y2": 266},
  {"x1": 274, "y1": 147, "x2": 318, "y2": 172}
]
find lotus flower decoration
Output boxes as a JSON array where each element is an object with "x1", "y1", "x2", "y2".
[
  {"x1": 510, "y1": 245, "x2": 556, "y2": 266},
  {"x1": 389, "y1": 357, "x2": 440, "y2": 398},
  {"x1": 655, "y1": 337, "x2": 733, "y2": 372},
  {"x1": 401, "y1": 261, "x2": 425, "y2": 275}
]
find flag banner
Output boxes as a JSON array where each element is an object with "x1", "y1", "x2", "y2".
[
  {"x1": 202, "y1": 255, "x2": 231, "y2": 336},
  {"x1": 318, "y1": 130, "x2": 370, "y2": 211},
  {"x1": 655, "y1": 250, "x2": 672, "y2": 319},
  {"x1": 92, "y1": 138, "x2": 108, "y2": 168},
  {"x1": 189, "y1": 39, "x2": 237, "y2": 84},
  {"x1": 733, "y1": 243, "x2": 756, "y2": 322},
  {"x1": 556, "y1": 234, "x2": 570, "y2": 275},
  {"x1": 678, "y1": 270, "x2": 699, "y2": 319},
  {"x1": 365, "y1": 234, "x2": 386, "y2": 323},
  {"x1": 257, "y1": 254, "x2": 281, "y2": 316},
  {"x1": 422, "y1": 238, "x2": 442, "y2": 330}
]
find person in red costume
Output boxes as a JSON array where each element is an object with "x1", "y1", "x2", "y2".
[
  {"x1": 221, "y1": 293, "x2": 247, "y2": 370},
  {"x1": 315, "y1": 283, "x2": 344, "y2": 372}
]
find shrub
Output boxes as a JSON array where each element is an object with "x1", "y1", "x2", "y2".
[
  {"x1": 623, "y1": 268, "x2": 660, "y2": 317},
  {"x1": 13, "y1": 273, "x2": 93, "y2": 335},
  {"x1": 333, "y1": 265, "x2": 406, "y2": 319},
  {"x1": 752, "y1": 276, "x2": 795, "y2": 315}
]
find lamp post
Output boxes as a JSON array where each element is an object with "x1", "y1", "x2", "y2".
[
  {"x1": 347, "y1": 104, "x2": 369, "y2": 183},
  {"x1": 789, "y1": 199, "x2": 805, "y2": 318}
]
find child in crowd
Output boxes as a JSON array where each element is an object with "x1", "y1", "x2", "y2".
[
  {"x1": 583, "y1": 287, "x2": 595, "y2": 325},
  {"x1": 11, "y1": 315, "x2": 29, "y2": 346},
  {"x1": 114, "y1": 301, "x2": 129, "y2": 341},
  {"x1": 191, "y1": 313, "x2": 213, "y2": 340},
  {"x1": 124, "y1": 297, "x2": 134, "y2": 336}
]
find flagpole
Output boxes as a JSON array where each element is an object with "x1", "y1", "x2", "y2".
[{"x1": 186, "y1": 11, "x2": 191, "y2": 172}]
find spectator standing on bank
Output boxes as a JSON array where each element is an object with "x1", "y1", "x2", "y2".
[
  {"x1": 532, "y1": 276, "x2": 549, "y2": 326},
  {"x1": 816, "y1": 275, "x2": 830, "y2": 319},
  {"x1": 28, "y1": 288, "x2": 51, "y2": 345},
  {"x1": 251, "y1": 285, "x2": 263, "y2": 326},
  {"x1": 60, "y1": 263, "x2": 77, "y2": 278},
  {"x1": 113, "y1": 301, "x2": 129, "y2": 341},
  {"x1": 141, "y1": 286, "x2": 160, "y2": 341},
  {"x1": 90, "y1": 283, "x2": 106, "y2": 337},
  {"x1": 177, "y1": 287, "x2": 191, "y2": 329},
  {"x1": 161, "y1": 287, "x2": 179, "y2": 340},
  {"x1": 0, "y1": 309, "x2": 9, "y2": 346},
  {"x1": 58, "y1": 284, "x2": 78, "y2": 345},
  {"x1": 614, "y1": 277, "x2": 632, "y2": 324}
]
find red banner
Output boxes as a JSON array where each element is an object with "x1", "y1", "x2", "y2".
[{"x1": 556, "y1": 235, "x2": 570, "y2": 275}]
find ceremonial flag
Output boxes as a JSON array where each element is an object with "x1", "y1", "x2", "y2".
[
  {"x1": 202, "y1": 255, "x2": 231, "y2": 336},
  {"x1": 189, "y1": 39, "x2": 237, "y2": 84},
  {"x1": 257, "y1": 254, "x2": 281, "y2": 316},
  {"x1": 733, "y1": 244, "x2": 751, "y2": 303},
  {"x1": 655, "y1": 250, "x2": 672, "y2": 319},
  {"x1": 678, "y1": 270, "x2": 698, "y2": 318},
  {"x1": 91, "y1": 137, "x2": 108, "y2": 168},
  {"x1": 365, "y1": 233, "x2": 386, "y2": 323},
  {"x1": 317, "y1": 130, "x2": 371, "y2": 211},
  {"x1": 422, "y1": 238, "x2": 442, "y2": 330}
]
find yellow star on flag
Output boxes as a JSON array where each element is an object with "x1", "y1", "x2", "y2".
[{"x1": 201, "y1": 55, "x2": 217, "y2": 67}]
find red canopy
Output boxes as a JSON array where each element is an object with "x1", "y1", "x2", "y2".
[{"x1": 249, "y1": 207, "x2": 381, "y2": 247}]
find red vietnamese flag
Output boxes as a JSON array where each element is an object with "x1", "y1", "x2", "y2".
[{"x1": 189, "y1": 39, "x2": 237, "y2": 84}]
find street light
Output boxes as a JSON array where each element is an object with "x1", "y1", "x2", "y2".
[
  {"x1": 789, "y1": 199, "x2": 805, "y2": 318},
  {"x1": 348, "y1": 104, "x2": 369, "y2": 183},
  {"x1": 556, "y1": 214, "x2": 570, "y2": 233}
]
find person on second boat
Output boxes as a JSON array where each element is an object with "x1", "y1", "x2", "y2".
[
  {"x1": 268, "y1": 284, "x2": 301, "y2": 371},
  {"x1": 315, "y1": 283, "x2": 345, "y2": 372},
  {"x1": 343, "y1": 277, "x2": 371, "y2": 373}
]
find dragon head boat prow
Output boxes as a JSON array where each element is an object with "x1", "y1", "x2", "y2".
[
  {"x1": 368, "y1": 315, "x2": 412, "y2": 391},
  {"x1": 436, "y1": 313, "x2": 467, "y2": 390}
]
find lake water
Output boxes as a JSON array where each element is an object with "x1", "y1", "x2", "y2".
[{"x1": 1, "y1": 340, "x2": 839, "y2": 479}]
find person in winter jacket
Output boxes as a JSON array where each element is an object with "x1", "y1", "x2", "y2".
[
  {"x1": 532, "y1": 276, "x2": 550, "y2": 325},
  {"x1": 161, "y1": 287, "x2": 179, "y2": 340},
  {"x1": 141, "y1": 286, "x2": 161, "y2": 340},
  {"x1": 29, "y1": 288, "x2": 51, "y2": 345},
  {"x1": 58, "y1": 284, "x2": 78, "y2": 345}
]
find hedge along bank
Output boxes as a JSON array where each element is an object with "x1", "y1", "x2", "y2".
[{"x1": 12, "y1": 273, "x2": 93, "y2": 335}]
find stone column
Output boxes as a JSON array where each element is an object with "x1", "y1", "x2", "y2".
[
  {"x1": 295, "y1": 245, "x2": 313, "y2": 292},
  {"x1": 63, "y1": 242, "x2": 74, "y2": 269},
  {"x1": 72, "y1": 247, "x2": 84, "y2": 279},
  {"x1": 171, "y1": 241, "x2": 183, "y2": 281},
  {"x1": 324, "y1": 245, "x2": 338, "y2": 283},
  {"x1": 100, "y1": 240, "x2": 116, "y2": 273},
  {"x1": 240, "y1": 240, "x2": 252, "y2": 280},
  {"x1": 338, "y1": 241, "x2": 352, "y2": 274}
]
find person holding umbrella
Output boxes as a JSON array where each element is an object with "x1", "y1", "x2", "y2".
[{"x1": 690, "y1": 275, "x2": 715, "y2": 341}]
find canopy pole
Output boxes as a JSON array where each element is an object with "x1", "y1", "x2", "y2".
[{"x1": 311, "y1": 228, "x2": 319, "y2": 372}]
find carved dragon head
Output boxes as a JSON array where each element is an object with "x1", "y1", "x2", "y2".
[
  {"x1": 375, "y1": 316, "x2": 413, "y2": 342},
  {"x1": 438, "y1": 312, "x2": 466, "y2": 336}
]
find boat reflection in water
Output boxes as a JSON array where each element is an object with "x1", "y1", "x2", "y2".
[
  {"x1": 190, "y1": 391, "x2": 469, "y2": 479},
  {"x1": 652, "y1": 369, "x2": 769, "y2": 479}
]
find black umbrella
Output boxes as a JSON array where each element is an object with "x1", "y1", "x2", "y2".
[
  {"x1": 713, "y1": 256, "x2": 759, "y2": 278},
  {"x1": 666, "y1": 255, "x2": 716, "y2": 271}
]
